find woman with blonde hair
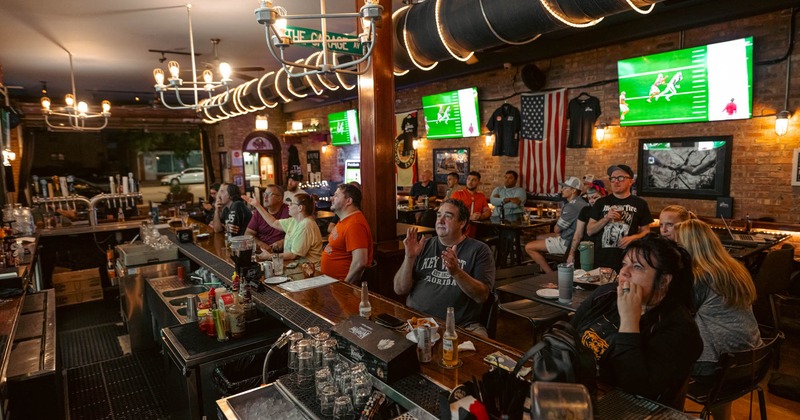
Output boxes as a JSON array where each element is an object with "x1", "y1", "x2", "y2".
[
  {"x1": 658, "y1": 204, "x2": 695, "y2": 241},
  {"x1": 674, "y1": 219, "x2": 762, "y2": 420}
]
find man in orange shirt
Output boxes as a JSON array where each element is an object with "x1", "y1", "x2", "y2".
[
  {"x1": 321, "y1": 183, "x2": 373, "y2": 283},
  {"x1": 451, "y1": 171, "x2": 491, "y2": 238}
]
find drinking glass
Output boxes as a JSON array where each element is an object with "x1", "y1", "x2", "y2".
[
  {"x1": 333, "y1": 395, "x2": 355, "y2": 420},
  {"x1": 273, "y1": 253, "x2": 285, "y2": 276},
  {"x1": 315, "y1": 367, "x2": 332, "y2": 397},
  {"x1": 319, "y1": 384, "x2": 337, "y2": 416},
  {"x1": 288, "y1": 344, "x2": 299, "y2": 381},
  {"x1": 297, "y1": 351, "x2": 314, "y2": 388},
  {"x1": 352, "y1": 375, "x2": 372, "y2": 411},
  {"x1": 179, "y1": 210, "x2": 189, "y2": 227}
]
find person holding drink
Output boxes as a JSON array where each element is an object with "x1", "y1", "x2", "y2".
[
  {"x1": 210, "y1": 183, "x2": 252, "y2": 237},
  {"x1": 587, "y1": 165, "x2": 653, "y2": 271}
]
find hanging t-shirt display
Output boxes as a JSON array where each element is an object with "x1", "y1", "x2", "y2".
[
  {"x1": 399, "y1": 112, "x2": 418, "y2": 155},
  {"x1": 567, "y1": 94, "x2": 601, "y2": 148},
  {"x1": 288, "y1": 145, "x2": 303, "y2": 180},
  {"x1": 487, "y1": 103, "x2": 521, "y2": 157}
]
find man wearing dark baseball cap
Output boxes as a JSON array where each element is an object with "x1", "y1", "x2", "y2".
[{"x1": 586, "y1": 164, "x2": 654, "y2": 271}]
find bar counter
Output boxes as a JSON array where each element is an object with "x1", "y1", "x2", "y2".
[
  {"x1": 166, "y1": 224, "x2": 524, "y2": 414},
  {"x1": 0, "y1": 235, "x2": 40, "y2": 416}
]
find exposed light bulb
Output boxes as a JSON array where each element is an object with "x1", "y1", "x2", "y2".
[
  {"x1": 322, "y1": 144, "x2": 328, "y2": 153},
  {"x1": 202, "y1": 69, "x2": 213, "y2": 84},
  {"x1": 485, "y1": 133, "x2": 494, "y2": 146},
  {"x1": 77, "y1": 101, "x2": 88, "y2": 114},
  {"x1": 168, "y1": 61, "x2": 180, "y2": 78},
  {"x1": 595, "y1": 123, "x2": 607, "y2": 141},
  {"x1": 153, "y1": 68, "x2": 165, "y2": 86},
  {"x1": 65, "y1": 94, "x2": 75, "y2": 107},
  {"x1": 775, "y1": 110, "x2": 790, "y2": 136},
  {"x1": 274, "y1": 17, "x2": 288, "y2": 38},
  {"x1": 102, "y1": 100, "x2": 111, "y2": 113},
  {"x1": 218, "y1": 62, "x2": 232, "y2": 81},
  {"x1": 41, "y1": 97, "x2": 51, "y2": 110}
]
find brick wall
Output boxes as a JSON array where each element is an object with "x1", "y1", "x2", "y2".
[{"x1": 210, "y1": 9, "x2": 800, "y2": 223}]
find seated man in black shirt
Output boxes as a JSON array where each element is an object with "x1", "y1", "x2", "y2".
[{"x1": 410, "y1": 169, "x2": 437, "y2": 200}]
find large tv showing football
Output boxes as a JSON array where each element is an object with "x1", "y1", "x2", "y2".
[
  {"x1": 421, "y1": 87, "x2": 481, "y2": 139},
  {"x1": 617, "y1": 37, "x2": 753, "y2": 127},
  {"x1": 328, "y1": 109, "x2": 360, "y2": 146}
]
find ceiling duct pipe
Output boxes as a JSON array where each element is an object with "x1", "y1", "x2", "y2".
[{"x1": 394, "y1": 0, "x2": 664, "y2": 73}]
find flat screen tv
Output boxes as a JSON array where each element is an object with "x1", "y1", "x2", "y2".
[
  {"x1": 617, "y1": 37, "x2": 753, "y2": 127},
  {"x1": 636, "y1": 135, "x2": 732, "y2": 200},
  {"x1": 421, "y1": 87, "x2": 481, "y2": 139},
  {"x1": 328, "y1": 109, "x2": 360, "y2": 146}
]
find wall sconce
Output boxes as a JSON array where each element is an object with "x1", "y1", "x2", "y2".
[
  {"x1": 595, "y1": 123, "x2": 608, "y2": 141},
  {"x1": 485, "y1": 133, "x2": 495, "y2": 147},
  {"x1": 2, "y1": 149, "x2": 16, "y2": 166},
  {"x1": 775, "y1": 110, "x2": 790, "y2": 136},
  {"x1": 322, "y1": 142, "x2": 329, "y2": 153},
  {"x1": 255, "y1": 115, "x2": 269, "y2": 130},
  {"x1": 412, "y1": 139, "x2": 420, "y2": 150}
]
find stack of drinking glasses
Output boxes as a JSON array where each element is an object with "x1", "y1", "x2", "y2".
[{"x1": 286, "y1": 327, "x2": 373, "y2": 419}]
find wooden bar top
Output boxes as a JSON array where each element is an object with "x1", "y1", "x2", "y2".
[{"x1": 173, "y1": 224, "x2": 524, "y2": 391}]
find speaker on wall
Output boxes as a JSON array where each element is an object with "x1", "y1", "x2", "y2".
[
  {"x1": 716, "y1": 197, "x2": 733, "y2": 219},
  {"x1": 521, "y1": 64, "x2": 546, "y2": 92}
]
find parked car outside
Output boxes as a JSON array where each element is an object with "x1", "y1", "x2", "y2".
[{"x1": 160, "y1": 167, "x2": 205, "y2": 185}]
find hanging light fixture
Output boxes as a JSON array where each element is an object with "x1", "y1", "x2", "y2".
[
  {"x1": 254, "y1": 0, "x2": 383, "y2": 78},
  {"x1": 255, "y1": 115, "x2": 269, "y2": 130},
  {"x1": 775, "y1": 111, "x2": 790, "y2": 136},
  {"x1": 40, "y1": 54, "x2": 110, "y2": 132},
  {"x1": 153, "y1": 4, "x2": 232, "y2": 111}
]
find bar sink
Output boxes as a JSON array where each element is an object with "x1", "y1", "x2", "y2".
[
  {"x1": 169, "y1": 297, "x2": 189, "y2": 307},
  {"x1": 177, "y1": 307, "x2": 188, "y2": 317},
  {"x1": 162, "y1": 285, "x2": 208, "y2": 297}
]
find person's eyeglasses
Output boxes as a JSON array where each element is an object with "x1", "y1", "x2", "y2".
[{"x1": 609, "y1": 176, "x2": 631, "y2": 182}]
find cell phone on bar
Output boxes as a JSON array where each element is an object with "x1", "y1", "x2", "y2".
[{"x1": 374, "y1": 313, "x2": 405, "y2": 329}]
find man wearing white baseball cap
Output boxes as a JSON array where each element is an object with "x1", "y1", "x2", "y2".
[{"x1": 524, "y1": 176, "x2": 588, "y2": 273}]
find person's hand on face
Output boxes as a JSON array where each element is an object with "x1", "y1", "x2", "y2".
[{"x1": 617, "y1": 279, "x2": 643, "y2": 326}]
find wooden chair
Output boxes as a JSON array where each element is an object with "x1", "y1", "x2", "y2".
[
  {"x1": 686, "y1": 332, "x2": 784, "y2": 420},
  {"x1": 752, "y1": 244, "x2": 794, "y2": 331},
  {"x1": 480, "y1": 290, "x2": 500, "y2": 339}
]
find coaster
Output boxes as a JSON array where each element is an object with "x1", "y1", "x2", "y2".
[{"x1": 438, "y1": 359, "x2": 463, "y2": 369}]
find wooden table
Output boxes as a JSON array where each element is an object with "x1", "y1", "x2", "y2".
[
  {"x1": 315, "y1": 210, "x2": 336, "y2": 221},
  {"x1": 397, "y1": 205, "x2": 428, "y2": 224},
  {"x1": 496, "y1": 271, "x2": 595, "y2": 312},
  {"x1": 717, "y1": 231, "x2": 791, "y2": 267},
  {"x1": 396, "y1": 223, "x2": 436, "y2": 238},
  {"x1": 472, "y1": 216, "x2": 557, "y2": 267}
]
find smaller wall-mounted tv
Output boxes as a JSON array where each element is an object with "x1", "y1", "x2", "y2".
[
  {"x1": 617, "y1": 37, "x2": 753, "y2": 127},
  {"x1": 421, "y1": 87, "x2": 481, "y2": 139},
  {"x1": 328, "y1": 109, "x2": 360, "y2": 146}
]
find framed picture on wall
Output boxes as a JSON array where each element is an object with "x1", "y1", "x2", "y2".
[
  {"x1": 433, "y1": 148, "x2": 470, "y2": 184},
  {"x1": 792, "y1": 148, "x2": 800, "y2": 186},
  {"x1": 636, "y1": 136, "x2": 732, "y2": 200},
  {"x1": 217, "y1": 134, "x2": 225, "y2": 148}
]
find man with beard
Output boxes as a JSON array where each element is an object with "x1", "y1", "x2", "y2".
[
  {"x1": 394, "y1": 199, "x2": 495, "y2": 336},
  {"x1": 283, "y1": 174, "x2": 307, "y2": 205},
  {"x1": 321, "y1": 183, "x2": 373, "y2": 283},
  {"x1": 451, "y1": 171, "x2": 491, "y2": 238}
]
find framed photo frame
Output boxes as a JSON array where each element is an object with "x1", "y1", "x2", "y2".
[
  {"x1": 636, "y1": 136, "x2": 732, "y2": 200},
  {"x1": 792, "y1": 148, "x2": 800, "y2": 186},
  {"x1": 433, "y1": 148, "x2": 470, "y2": 184},
  {"x1": 217, "y1": 134, "x2": 225, "y2": 148}
]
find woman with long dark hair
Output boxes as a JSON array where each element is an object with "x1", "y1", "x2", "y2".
[{"x1": 571, "y1": 233, "x2": 702, "y2": 408}]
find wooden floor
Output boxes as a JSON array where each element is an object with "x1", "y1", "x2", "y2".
[{"x1": 494, "y1": 305, "x2": 800, "y2": 419}]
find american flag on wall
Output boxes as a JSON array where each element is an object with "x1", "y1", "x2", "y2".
[{"x1": 519, "y1": 89, "x2": 567, "y2": 195}]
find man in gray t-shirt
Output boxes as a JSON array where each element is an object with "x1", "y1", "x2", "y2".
[
  {"x1": 524, "y1": 177, "x2": 587, "y2": 272},
  {"x1": 394, "y1": 199, "x2": 495, "y2": 335}
]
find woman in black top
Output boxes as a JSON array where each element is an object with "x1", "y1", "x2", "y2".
[{"x1": 571, "y1": 233, "x2": 702, "y2": 408}]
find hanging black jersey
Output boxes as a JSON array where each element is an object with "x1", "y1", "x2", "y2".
[
  {"x1": 567, "y1": 95, "x2": 601, "y2": 148},
  {"x1": 487, "y1": 103, "x2": 522, "y2": 157}
]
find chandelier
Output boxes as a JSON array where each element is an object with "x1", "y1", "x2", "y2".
[
  {"x1": 40, "y1": 54, "x2": 110, "y2": 132},
  {"x1": 152, "y1": 4, "x2": 232, "y2": 110},
  {"x1": 254, "y1": 0, "x2": 383, "y2": 78}
]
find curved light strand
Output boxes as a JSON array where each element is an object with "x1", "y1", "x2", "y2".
[
  {"x1": 625, "y1": 0, "x2": 655, "y2": 14},
  {"x1": 538, "y1": 0, "x2": 604, "y2": 29}
]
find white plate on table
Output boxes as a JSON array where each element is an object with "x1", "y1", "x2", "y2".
[
  {"x1": 406, "y1": 330, "x2": 441, "y2": 344},
  {"x1": 263, "y1": 276, "x2": 290, "y2": 285},
  {"x1": 536, "y1": 289, "x2": 559, "y2": 299}
]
